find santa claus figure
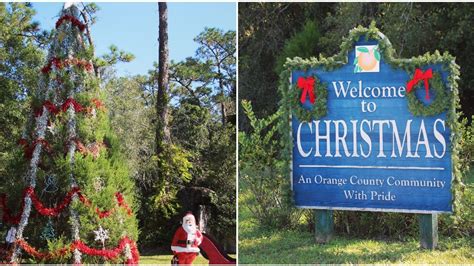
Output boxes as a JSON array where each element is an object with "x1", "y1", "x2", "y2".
[{"x1": 171, "y1": 212, "x2": 203, "y2": 265}]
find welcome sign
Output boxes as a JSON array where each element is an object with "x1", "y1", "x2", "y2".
[{"x1": 286, "y1": 26, "x2": 459, "y2": 213}]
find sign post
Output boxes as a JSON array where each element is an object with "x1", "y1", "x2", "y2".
[
  {"x1": 419, "y1": 214, "x2": 438, "y2": 249},
  {"x1": 281, "y1": 24, "x2": 460, "y2": 249},
  {"x1": 314, "y1": 209, "x2": 333, "y2": 243}
]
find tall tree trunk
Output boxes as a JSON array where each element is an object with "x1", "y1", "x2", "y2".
[
  {"x1": 220, "y1": 101, "x2": 226, "y2": 125},
  {"x1": 156, "y1": 2, "x2": 170, "y2": 158},
  {"x1": 217, "y1": 65, "x2": 226, "y2": 125},
  {"x1": 80, "y1": 9, "x2": 99, "y2": 78}
]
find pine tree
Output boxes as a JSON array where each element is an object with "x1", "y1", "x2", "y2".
[{"x1": 0, "y1": 4, "x2": 138, "y2": 264}]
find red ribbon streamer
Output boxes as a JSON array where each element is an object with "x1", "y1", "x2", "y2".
[
  {"x1": 27, "y1": 187, "x2": 80, "y2": 216},
  {"x1": 407, "y1": 68, "x2": 433, "y2": 100},
  {"x1": 96, "y1": 208, "x2": 114, "y2": 219},
  {"x1": 34, "y1": 98, "x2": 101, "y2": 118},
  {"x1": 17, "y1": 239, "x2": 70, "y2": 261},
  {"x1": 18, "y1": 138, "x2": 28, "y2": 146},
  {"x1": 72, "y1": 237, "x2": 139, "y2": 262},
  {"x1": 297, "y1": 77, "x2": 316, "y2": 104},
  {"x1": 44, "y1": 100, "x2": 60, "y2": 115},
  {"x1": 1, "y1": 187, "x2": 133, "y2": 224},
  {"x1": 20, "y1": 138, "x2": 52, "y2": 159},
  {"x1": 115, "y1": 192, "x2": 133, "y2": 215},
  {"x1": 16, "y1": 236, "x2": 139, "y2": 264},
  {"x1": 70, "y1": 139, "x2": 105, "y2": 158},
  {"x1": 62, "y1": 98, "x2": 84, "y2": 113},
  {"x1": 55, "y1": 14, "x2": 86, "y2": 32},
  {"x1": 0, "y1": 194, "x2": 24, "y2": 224},
  {"x1": 41, "y1": 58, "x2": 62, "y2": 73},
  {"x1": 34, "y1": 101, "x2": 60, "y2": 117},
  {"x1": 41, "y1": 57, "x2": 93, "y2": 74},
  {"x1": 19, "y1": 138, "x2": 54, "y2": 159},
  {"x1": 41, "y1": 63, "x2": 52, "y2": 74},
  {"x1": 32, "y1": 139, "x2": 51, "y2": 152}
]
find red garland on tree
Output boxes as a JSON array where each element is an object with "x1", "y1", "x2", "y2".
[
  {"x1": 0, "y1": 193, "x2": 24, "y2": 224},
  {"x1": 96, "y1": 208, "x2": 113, "y2": 219},
  {"x1": 41, "y1": 57, "x2": 93, "y2": 74},
  {"x1": 18, "y1": 137, "x2": 106, "y2": 160},
  {"x1": 17, "y1": 239, "x2": 70, "y2": 261},
  {"x1": 18, "y1": 138, "x2": 53, "y2": 159},
  {"x1": 0, "y1": 187, "x2": 133, "y2": 224},
  {"x1": 72, "y1": 236, "x2": 138, "y2": 261},
  {"x1": 34, "y1": 98, "x2": 101, "y2": 117},
  {"x1": 43, "y1": 101, "x2": 60, "y2": 115},
  {"x1": 61, "y1": 98, "x2": 84, "y2": 113},
  {"x1": 115, "y1": 192, "x2": 133, "y2": 215},
  {"x1": 15, "y1": 236, "x2": 139, "y2": 264},
  {"x1": 55, "y1": 14, "x2": 86, "y2": 32},
  {"x1": 28, "y1": 186, "x2": 80, "y2": 216}
]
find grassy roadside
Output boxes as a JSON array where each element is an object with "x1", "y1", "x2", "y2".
[
  {"x1": 139, "y1": 250, "x2": 236, "y2": 264},
  {"x1": 139, "y1": 254, "x2": 209, "y2": 264},
  {"x1": 239, "y1": 192, "x2": 474, "y2": 264}
]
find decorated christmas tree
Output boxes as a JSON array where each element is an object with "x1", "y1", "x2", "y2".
[{"x1": 0, "y1": 4, "x2": 139, "y2": 264}]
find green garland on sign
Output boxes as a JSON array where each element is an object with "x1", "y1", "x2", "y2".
[
  {"x1": 407, "y1": 72, "x2": 450, "y2": 116},
  {"x1": 289, "y1": 76, "x2": 328, "y2": 122},
  {"x1": 278, "y1": 22, "x2": 462, "y2": 214}
]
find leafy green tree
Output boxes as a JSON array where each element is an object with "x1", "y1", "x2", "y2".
[
  {"x1": 275, "y1": 21, "x2": 321, "y2": 75},
  {"x1": 174, "y1": 29, "x2": 236, "y2": 250},
  {"x1": 239, "y1": 100, "x2": 302, "y2": 228},
  {"x1": 0, "y1": 3, "x2": 44, "y2": 179},
  {"x1": 238, "y1": 3, "x2": 336, "y2": 132},
  {"x1": 105, "y1": 76, "x2": 154, "y2": 176},
  {"x1": 239, "y1": 3, "x2": 474, "y2": 129},
  {"x1": 194, "y1": 28, "x2": 236, "y2": 124},
  {"x1": 104, "y1": 73, "x2": 194, "y2": 247},
  {"x1": 121, "y1": 27, "x2": 237, "y2": 250},
  {"x1": 170, "y1": 57, "x2": 214, "y2": 108},
  {"x1": 100, "y1": 24, "x2": 236, "y2": 251}
]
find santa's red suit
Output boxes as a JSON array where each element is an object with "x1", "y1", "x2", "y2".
[{"x1": 171, "y1": 213, "x2": 203, "y2": 265}]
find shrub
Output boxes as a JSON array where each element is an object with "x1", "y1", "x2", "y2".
[{"x1": 239, "y1": 100, "x2": 303, "y2": 228}]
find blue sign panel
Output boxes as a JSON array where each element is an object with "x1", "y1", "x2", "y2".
[{"x1": 291, "y1": 39, "x2": 453, "y2": 213}]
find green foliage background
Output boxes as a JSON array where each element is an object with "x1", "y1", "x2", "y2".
[
  {"x1": 239, "y1": 2, "x2": 474, "y2": 132},
  {"x1": 104, "y1": 29, "x2": 236, "y2": 251}
]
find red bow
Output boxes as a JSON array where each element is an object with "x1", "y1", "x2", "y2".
[
  {"x1": 407, "y1": 68, "x2": 433, "y2": 100},
  {"x1": 297, "y1": 77, "x2": 316, "y2": 104}
]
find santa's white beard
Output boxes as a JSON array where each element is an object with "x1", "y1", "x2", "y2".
[{"x1": 183, "y1": 223, "x2": 196, "y2": 234}]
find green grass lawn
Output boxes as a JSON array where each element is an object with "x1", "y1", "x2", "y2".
[
  {"x1": 139, "y1": 252, "x2": 236, "y2": 264},
  {"x1": 239, "y1": 192, "x2": 474, "y2": 264},
  {"x1": 140, "y1": 254, "x2": 209, "y2": 264}
]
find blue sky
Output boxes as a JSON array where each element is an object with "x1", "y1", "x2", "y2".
[{"x1": 32, "y1": 2, "x2": 236, "y2": 77}]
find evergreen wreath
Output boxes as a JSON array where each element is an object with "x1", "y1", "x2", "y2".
[
  {"x1": 289, "y1": 75, "x2": 328, "y2": 122},
  {"x1": 407, "y1": 72, "x2": 450, "y2": 116}
]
